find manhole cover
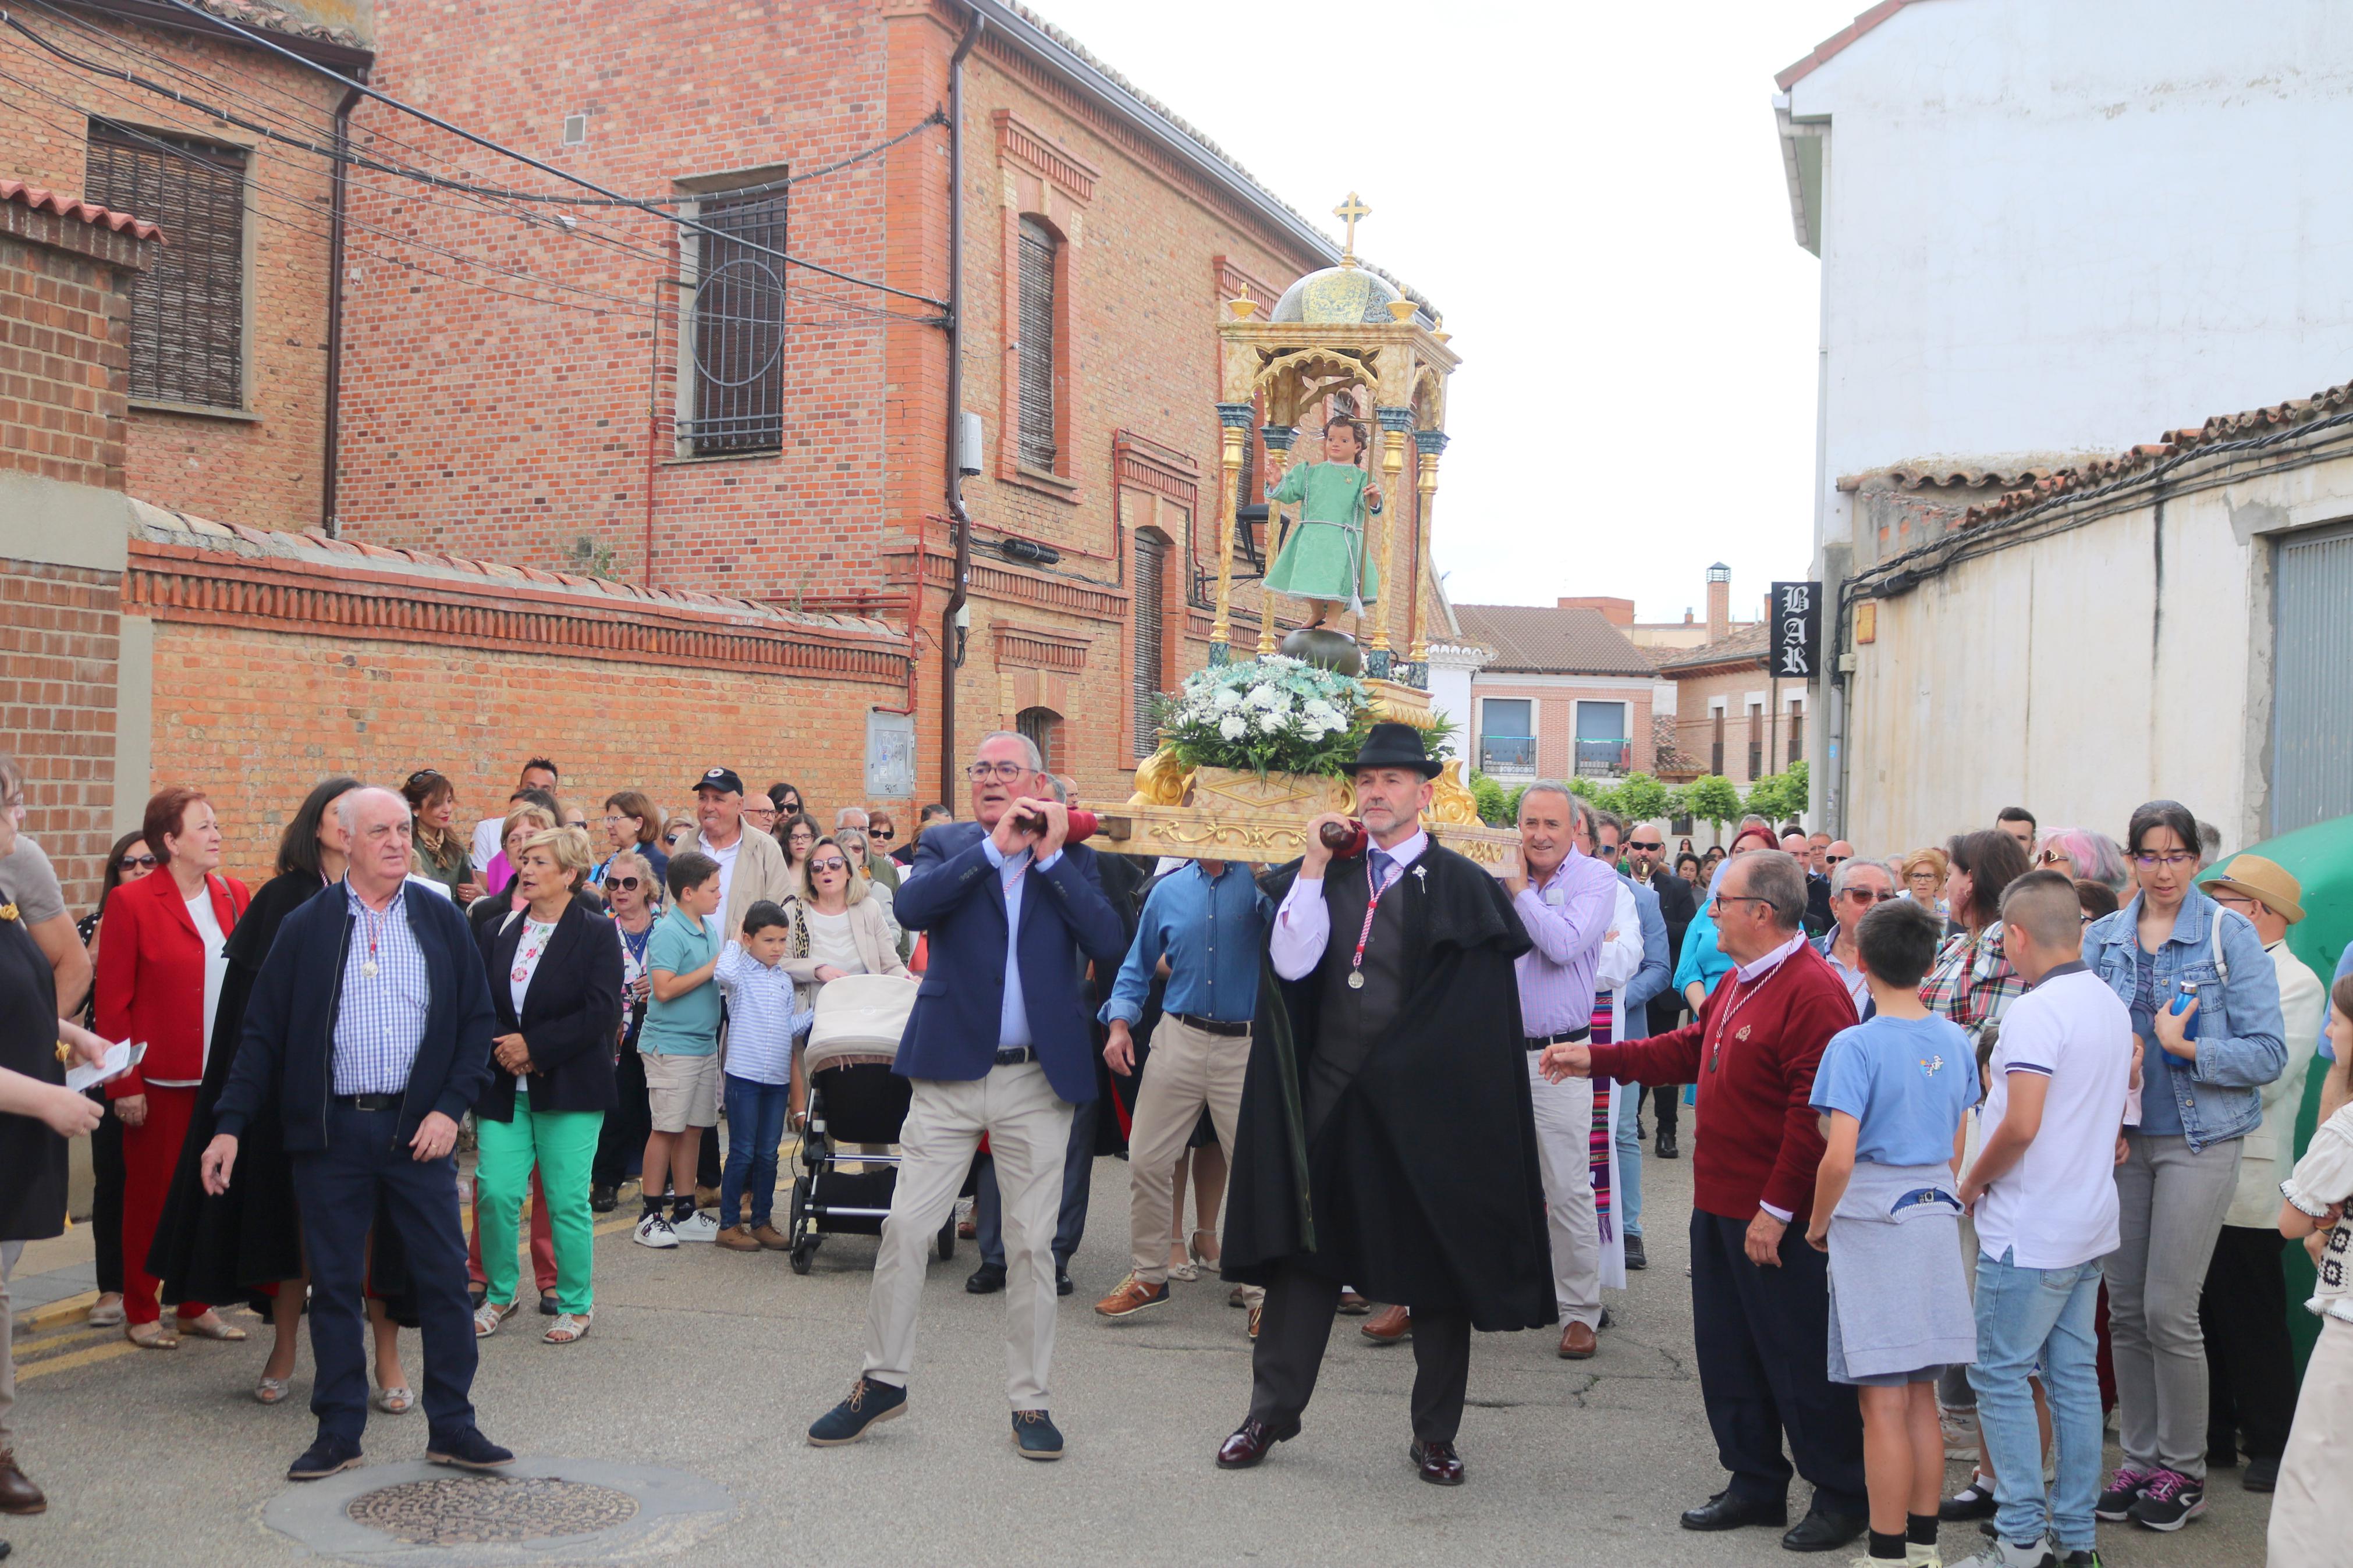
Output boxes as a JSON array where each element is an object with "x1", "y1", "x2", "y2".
[{"x1": 346, "y1": 1476, "x2": 640, "y2": 1545}]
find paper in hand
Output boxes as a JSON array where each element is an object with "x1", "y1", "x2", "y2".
[{"x1": 64, "y1": 1040, "x2": 144, "y2": 1094}]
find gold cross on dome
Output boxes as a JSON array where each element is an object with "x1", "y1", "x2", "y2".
[{"x1": 1333, "y1": 191, "x2": 1371, "y2": 265}]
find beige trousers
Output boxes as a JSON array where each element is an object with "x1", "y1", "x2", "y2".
[
  {"x1": 1124, "y1": 1016, "x2": 1259, "y2": 1303},
  {"x1": 861, "y1": 1061, "x2": 1071, "y2": 1408},
  {"x1": 0, "y1": 1241, "x2": 19, "y2": 1443},
  {"x1": 2267, "y1": 1313, "x2": 2351, "y2": 1568},
  {"x1": 1528, "y1": 1057, "x2": 1602, "y2": 1326}
]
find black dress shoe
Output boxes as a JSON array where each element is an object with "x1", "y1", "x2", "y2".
[
  {"x1": 1056, "y1": 1269, "x2": 1074, "y2": 1297},
  {"x1": 1624, "y1": 1233, "x2": 1649, "y2": 1271},
  {"x1": 1215, "y1": 1417, "x2": 1296, "y2": 1469},
  {"x1": 1680, "y1": 1491, "x2": 1787, "y2": 1532},
  {"x1": 590, "y1": 1183, "x2": 617, "y2": 1213},
  {"x1": 538, "y1": 1291, "x2": 559, "y2": 1317},
  {"x1": 287, "y1": 1434, "x2": 364, "y2": 1481},
  {"x1": 1410, "y1": 1438, "x2": 1464, "y2": 1486},
  {"x1": 1781, "y1": 1507, "x2": 1867, "y2": 1552},
  {"x1": 966, "y1": 1264, "x2": 1006, "y2": 1295},
  {"x1": 1655, "y1": 1129, "x2": 1680, "y2": 1159}
]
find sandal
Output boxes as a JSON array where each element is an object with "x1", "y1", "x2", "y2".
[
  {"x1": 254, "y1": 1376, "x2": 293, "y2": 1405},
  {"x1": 177, "y1": 1309, "x2": 249, "y2": 1341},
  {"x1": 542, "y1": 1311, "x2": 591, "y2": 1345},
  {"x1": 1189, "y1": 1228, "x2": 1223, "y2": 1277},
  {"x1": 125, "y1": 1321, "x2": 180, "y2": 1350},
  {"x1": 473, "y1": 1299, "x2": 519, "y2": 1339},
  {"x1": 372, "y1": 1385, "x2": 415, "y2": 1415},
  {"x1": 1167, "y1": 1250, "x2": 1199, "y2": 1284},
  {"x1": 86, "y1": 1294, "x2": 125, "y2": 1329}
]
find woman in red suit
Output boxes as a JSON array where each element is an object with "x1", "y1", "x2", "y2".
[{"x1": 94, "y1": 786, "x2": 249, "y2": 1348}]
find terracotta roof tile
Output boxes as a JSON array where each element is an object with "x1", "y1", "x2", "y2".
[
  {"x1": 179, "y1": 0, "x2": 365, "y2": 49},
  {"x1": 1775, "y1": 0, "x2": 1923, "y2": 93},
  {"x1": 1654, "y1": 620, "x2": 1772, "y2": 674},
  {"x1": 1962, "y1": 376, "x2": 2353, "y2": 527},
  {"x1": 1651, "y1": 712, "x2": 1704, "y2": 777},
  {"x1": 1836, "y1": 463, "x2": 2057, "y2": 493},
  {"x1": 1452, "y1": 603, "x2": 1656, "y2": 677},
  {"x1": 0, "y1": 179, "x2": 164, "y2": 242}
]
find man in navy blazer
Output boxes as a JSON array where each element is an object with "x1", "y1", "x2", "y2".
[{"x1": 808, "y1": 731, "x2": 1126, "y2": 1460}]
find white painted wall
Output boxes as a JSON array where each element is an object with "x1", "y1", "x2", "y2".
[
  {"x1": 1785, "y1": 0, "x2": 2353, "y2": 552},
  {"x1": 1424, "y1": 643, "x2": 1482, "y2": 738}
]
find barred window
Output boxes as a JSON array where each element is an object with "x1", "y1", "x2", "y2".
[
  {"x1": 1133, "y1": 531, "x2": 1166, "y2": 758},
  {"x1": 85, "y1": 123, "x2": 246, "y2": 410},
  {"x1": 686, "y1": 189, "x2": 788, "y2": 456},
  {"x1": 1016, "y1": 216, "x2": 1059, "y2": 471}
]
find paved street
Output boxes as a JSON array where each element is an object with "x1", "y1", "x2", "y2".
[{"x1": 7, "y1": 1144, "x2": 2272, "y2": 1566}]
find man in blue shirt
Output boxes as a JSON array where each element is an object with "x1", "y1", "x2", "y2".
[{"x1": 1092, "y1": 858, "x2": 1272, "y2": 1326}]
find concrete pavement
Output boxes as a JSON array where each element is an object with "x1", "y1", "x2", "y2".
[{"x1": 4, "y1": 1143, "x2": 2274, "y2": 1566}]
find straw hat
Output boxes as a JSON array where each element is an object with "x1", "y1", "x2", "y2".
[{"x1": 2205, "y1": 853, "x2": 2304, "y2": 925}]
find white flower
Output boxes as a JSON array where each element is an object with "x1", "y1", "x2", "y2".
[
  {"x1": 1303, "y1": 699, "x2": 1343, "y2": 731},
  {"x1": 1218, "y1": 714, "x2": 1248, "y2": 741},
  {"x1": 1252, "y1": 707, "x2": 1284, "y2": 733},
  {"x1": 1213, "y1": 686, "x2": 1245, "y2": 710}
]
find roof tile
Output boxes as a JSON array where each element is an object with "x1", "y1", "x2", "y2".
[
  {"x1": 1452, "y1": 603, "x2": 1656, "y2": 677},
  {"x1": 0, "y1": 179, "x2": 164, "y2": 242}
]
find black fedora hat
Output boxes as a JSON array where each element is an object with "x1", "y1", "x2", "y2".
[{"x1": 1347, "y1": 721, "x2": 1442, "y2": 778}]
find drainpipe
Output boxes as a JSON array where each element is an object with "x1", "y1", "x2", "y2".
[
  {"x1": 938, "y1": 6, "x2": 982, "y2": 803},
  {"x1": 320, "y1": 76, "x2": 364, "y2": 534}
]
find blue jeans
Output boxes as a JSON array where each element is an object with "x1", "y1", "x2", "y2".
[
  {"x1": 1614, "y1": 1080, "x2": 1644, "y2": 1238},
  {"x1": 1967, "y1": 1249, "x2": 2103, "y2": 1552},
  {"x1": 721, "y1": 1074, "x2": 792, "y2": 1229}
]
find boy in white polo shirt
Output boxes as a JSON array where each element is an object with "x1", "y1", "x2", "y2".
[{"x1": 1952, "y1": 870, "x2": 2135, "y2": 1568}]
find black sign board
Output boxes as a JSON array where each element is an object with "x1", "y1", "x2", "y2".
[{"x1": 1770, "y1": 580, "x2": 1823, "y2": 680}]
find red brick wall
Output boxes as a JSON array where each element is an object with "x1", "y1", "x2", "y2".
[
  {"x1": 1672, "y1": 666, "x2": 1804, "y2": 785},
  {"x1": 0, "y1": 558, "x2": 121, "y2": 913},
  {"x1": 145, "y1": 618, "x2": 904, "y2": 888},
  {"x1": 0, "y1": 16, "x2": 343, "y2": 530},
  {"x1": 0, "y1": 225, "x2": 134, "y2": 490},
  {"x1": 1470, "y1": 678, "x2": 1655, "y2": 780}
]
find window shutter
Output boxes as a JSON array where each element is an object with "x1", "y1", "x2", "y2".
[
  {"x1": 1016, "y1": 217, "x2": 1058, "y2": 470},
  {"x1": 86, "y1": 125, "x2": 246, "y2": 409},
  {"x1": 688, "y1": 189, "x2": 789, "y2": 454},
  {"x1": 1132, "y1": 532, "x2": 1166, "y2": 757}
]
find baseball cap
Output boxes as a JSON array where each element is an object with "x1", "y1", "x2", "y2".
[{"x1": 693, "y1": 767, "x2": 745, "y2": 795}]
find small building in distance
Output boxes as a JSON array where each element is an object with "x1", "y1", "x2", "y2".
[
  {"x1": 1454, "y1": 599, "x2": 1658, "y2": 785},
  {"x1": 1653, "y1": 563, "x2": 1806, "y2": 800}
]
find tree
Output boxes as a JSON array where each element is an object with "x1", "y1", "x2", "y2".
[
  {"x1": 1613, "y1": 771, "x2": 1670, "y2": 827},
  {"x1": 1470, "y1": 772, "x2": 1509, "y2": 827},
  {"x1": 1745, "y1": 759, "x2": 1813, "y2": 827},
  {"x1": 1684, "y1": 774, "x2": 1742, "y2": 838}
]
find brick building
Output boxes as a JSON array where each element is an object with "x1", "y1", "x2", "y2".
[
  {"x1": 1656, "y1": 564, "x2": 1807, "y2": 797},
  {"x1": 1453, "y1": 600, "x2": 1659, "y2": 784}
]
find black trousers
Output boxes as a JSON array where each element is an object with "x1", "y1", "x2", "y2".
[
  {"x1": 591, "y1": 1045, "x2": 651, "y2": 1189},
  {"x1": 2201, "y1": 1223, "x2": 2301, "y2": 1462},
  {"x1": 87, "y1": 1090, "x2": 124, "y2": 1296},
  {"x1": 293, "y1": 1103, "x2": 478, "y2": 1444},
  {"x1": 1645, "y1": 1083, "x2": 1680, "y2": 1136},
  {"x1": 1247, "y1": 1263, "x2": 1473, "y2": 1443},
  {"x1": 1689, "y1": 1209, "x2": 1866, "y2": 1515}
]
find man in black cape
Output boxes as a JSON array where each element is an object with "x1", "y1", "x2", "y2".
[{"x1": 1213, "y1": 722, "x2": 1551, "y2": 1486}]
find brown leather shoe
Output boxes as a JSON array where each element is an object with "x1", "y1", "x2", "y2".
[
  {"x1": 753, "y1": 1224, "x2": 792, "y2": 1250},
  {"x1": 1215, "y1": 1417, "x2": 1297, "y2": 1470},
  {"x1": 1093, "y1": 1274, "x2": 1170, "y2": 1319},
  {"x1": 1360, "y1": 1304, "x2": 1412, "y2": 1343},
  {"x1": 1247, "y1": 1304, "x2": 1262, "y2": 1340},
  {"x1": 0, "y1": 1449, "x2": 45, "y2": 1515},
  {"x1": 715, "y1": 1224, "x2": 761, "y2": 1252},
  {"x1": 1558, "y1": 1321, "x2": 1598, "y2": 1359},
  {"x1": 1410, "y1": 1438, "x2": 1464, "y2": 1485},
  {"x1": 1336, "y1": 1289, "x2": 1371, "y2": 1315}
]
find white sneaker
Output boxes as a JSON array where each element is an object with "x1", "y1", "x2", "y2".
[
  {"x1": 1941, "y1": 1404, "x2": 1981, "y2": 1460},
  {"x1": 634, "y1": 1211, "x2": 679, "y2": 1249},
  {"x1": 672, "y1": 1210, "x2": 722, "y2": 1243}
]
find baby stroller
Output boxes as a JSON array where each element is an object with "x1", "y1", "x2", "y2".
[{"x1": 783, "y1": 973, "x2": 954, "y2": 1274}]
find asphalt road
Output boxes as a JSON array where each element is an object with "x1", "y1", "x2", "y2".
[{"x1": 4, "y1": 1143, "x2": 2274, "y2": 1566}]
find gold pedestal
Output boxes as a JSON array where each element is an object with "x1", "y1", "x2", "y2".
[{"x1": 1118, "y1": 750, "x2": 1518, "y2": 869}]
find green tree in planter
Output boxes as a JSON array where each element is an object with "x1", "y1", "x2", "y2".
[
  {"x1": 1470, "y1": 771, "x2": 1509, "y2": 827},
  {"x1": 1613, "y1": 771, "x2": 1670, "y2": 826},
  {"x1": 1684, "y1": 774, "x2": 1742, "y2": 838}
]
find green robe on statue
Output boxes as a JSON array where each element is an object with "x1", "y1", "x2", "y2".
[{"x1": 1264, "y1": 461, "x2": 1380, "y2": 608}]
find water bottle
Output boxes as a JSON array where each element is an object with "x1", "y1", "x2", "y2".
[{"x1": 2170, "y1": 980, "x2": 2201, "y2": 1043}]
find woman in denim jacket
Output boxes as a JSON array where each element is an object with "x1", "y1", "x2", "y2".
[{"x1": 2079, "y1": 799, "x2": 2285, "y2": 1531}]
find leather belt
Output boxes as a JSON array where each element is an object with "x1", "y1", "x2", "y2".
[
  {"x1": 1525, "y1": 1026, "x2": 1591, "y2": 1051},
  {"x1": 332, "y1": 1093, "x2": 403, "y2": 1111},
  {"x1": 1172, "y1": 1014, "x2": 1251, "y2": 1037},
  {"x1": 993, "y1": 1046, "x2": 1036, "y2": 1066}
]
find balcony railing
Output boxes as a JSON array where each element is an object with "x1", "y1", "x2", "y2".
[
  {"x1": 1574, "y1": 737, "x2": 1631, "y2": 777},
  {"x1": 1478, "y1": 735, "x2": 1536, "y2": 774}
]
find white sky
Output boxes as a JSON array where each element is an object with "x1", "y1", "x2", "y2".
[{"x1": 1029, "y1": 0, "x2": 1871, "y2": 624}]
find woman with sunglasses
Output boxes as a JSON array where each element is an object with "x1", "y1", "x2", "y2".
[
  {"x1": 2078, "y1": 800, "x2": 2287, "y2": 1530},
  {"x1": 73, "y1": 831, "x2": 157, "y2": 1328},
  {"x1": 591, "y1": 849, "x2": 659, "y2": 1213}
]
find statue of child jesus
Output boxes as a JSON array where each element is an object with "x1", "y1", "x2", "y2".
[{"x1": 1262, "y1": 415, "x2": 1381, "y2": 628}]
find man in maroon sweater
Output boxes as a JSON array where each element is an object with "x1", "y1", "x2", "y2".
[{"x1": 1544, "y1": 849, "x2": 1867, "y2": 1552}]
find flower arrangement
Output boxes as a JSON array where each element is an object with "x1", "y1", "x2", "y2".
[{"x1": 1155, "y1": 656, "x2": 1375, "y2": 778}]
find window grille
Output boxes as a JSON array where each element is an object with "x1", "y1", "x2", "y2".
[
  {"x1": 686, "y1": 189, "x2": 788, "y2": 454},
  {"x1": 1133, "y1": 532, "x2": 1166, "y2": 757},
  {"x1": 86, "y1": 123, "x2": 246, "y2": 409},
  {"x1": 1016, "y1": 217, "x2": 1058, "y2": 470}
]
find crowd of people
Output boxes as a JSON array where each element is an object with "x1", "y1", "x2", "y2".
[{"x1": 1, "y1": 742, "x2": 2349, "y2": 1568}]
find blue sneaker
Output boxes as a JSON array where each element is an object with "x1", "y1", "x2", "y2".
[
  {"x1": 1010, "y1": 1408, "x2": 1064, "y2": 1460},
  {"x1": 807, "y1": 1378, "x2": 907, "y2": 1446}
]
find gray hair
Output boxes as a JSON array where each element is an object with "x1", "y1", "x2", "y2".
[
  {"x1": 0, "y1": 752, "x2": 18, "y2": 796},
  {"x1": 1830, "y1": 855, "x2": 1892, "y2": 899},
  {"x1": 1732, "y1": 848, "x2": 1808, "y2": 932},
  {"x1": 1048, "y1": 774, "x2": 1073, "y2": 805},
  {"x1": 834, "y1": 806, "x2": 868, "y2": 830},
  {"x1": 1518, "y1": 780, "x2": 1588, "y2": 835},
  {"x1": 334, "y1": 785, "x2": 410, "y2": 837},
  {"x1": 975, "y1": 730, "x2": 1042, "y2": 772}
]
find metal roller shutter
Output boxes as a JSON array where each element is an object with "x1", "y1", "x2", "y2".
[{"x1": 2270, "y1": 521, "x2": 2353, "y2": 834}]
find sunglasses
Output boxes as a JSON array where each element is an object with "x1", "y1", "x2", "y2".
[
  {"x1": 2037, "y1": 849, "x2": 2071, "y2": 866},
  {"x1": 122, "y1": 852, "x2": 159, "y2": 869},
  {"x1": 403, "y1": 769, "x2": 443, "y2": 787},
  {"x1": 869, "y1": 827, "x2": 895, "y2": 841},
  {"x1": 610, "y1": 876, "x2": 642, "y2": 892},
  {"x1": 1825, "y1": 853, "x2": 1850, "y2": 865},
  {"x1": 810, "y1": 856, "x2": 850, "y2": 873},
  {"x1": 1843, "y1": 888, "x2": 1897, "y2": 903},
  {"x1": 1628, "y1": 841, "x2": 1663, "y2": 852}
]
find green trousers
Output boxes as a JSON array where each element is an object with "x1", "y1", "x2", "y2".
[{"x1": 477, "y1": 1100, "x2": 604, "y2": 1314}]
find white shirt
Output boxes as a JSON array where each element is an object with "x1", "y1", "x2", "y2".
[
  {"x1": 804, "y1": 906, "x2": 864, "y2": 975},
  {"x1": 470, "y1": 817, "x2": 504, "y2": 875},
  {"x1": 1596, "y1": 879, "x2": 1643, "y2": 992},
  {"x1": 1270, "y1": 829, "x2": 1429, "y2": 980},
  {"x1": 698, "y1": 830, "x2": 743, "y2": 915},
  {"x1": 508, "y1": 916, "x2": 558, "y2": 1014},
  {"x1": 152, "y1": 888, "x2": 229, "y2": 1087},
  {"x1": 1972, "y1": 967, "x2": 2135, "y2": 1270},
  {"x1": 1736, "y1": 930, "x2": 1808, "y2": 984}
]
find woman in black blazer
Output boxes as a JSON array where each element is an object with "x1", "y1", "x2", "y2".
[{"x1": 472, "y1": 826, "x2": 622, "y2": 1345}]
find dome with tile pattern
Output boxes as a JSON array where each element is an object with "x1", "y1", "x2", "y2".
[{"x1": 1270, "y1": 264, "x2": 1403, "y2": 325}]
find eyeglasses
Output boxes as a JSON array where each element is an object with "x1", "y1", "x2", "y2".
[
  {"x1": 1825, "y1": 853, "x2": 1850, "y2": 865},
  {"x1": 403, "y1": 769, "x2": 443, "y2": 787},
  {"x1": 810, "y1": 856, "x2": 850, "y2": 873},
  {"x1": 611, "y1": 876, "x2": 641, "y2": 892},
  {"x1": 967, "y1": 762, "x2": 1028, "y2": 781},
  {"x1": 1709, "y1": 894, "x2": 1774, "y2": 915},
  {"x1": 2131, "y1": 852, "x2": 2198, "y2": 869},
  {"x1": 1628, "y1": 841, "x2": 1663, "y2": 852},
  {"x1": 122, "y1": 852, "x2": 159, "y2": 870},
  {"x1": 869, "y1": 827, "x2": 895, "y2": 841},
  {"x1": 1843, "y1": 888, "x2": 1897, "y2": 904}
]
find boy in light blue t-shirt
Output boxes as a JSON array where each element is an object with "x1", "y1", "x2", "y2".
[
  {"x1": 1808, "y1": 898, "x2": 1979, "y2": 1566},
  {"x1": 636, "y1": 851, "x2": 724, "y2": 1247}
]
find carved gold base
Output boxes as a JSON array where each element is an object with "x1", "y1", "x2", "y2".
[{"x1": 1117, "y1": 751, "x2": 1517, "y2": 869}]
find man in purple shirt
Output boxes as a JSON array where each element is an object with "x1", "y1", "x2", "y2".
[{"x1": 1506, "y1": 782, "x2": 1620, "y2": 1359}]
